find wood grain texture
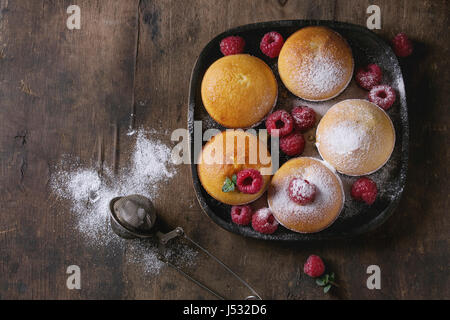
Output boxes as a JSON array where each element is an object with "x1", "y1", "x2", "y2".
[{"x1": 0, "y1": 0, "x2": 448, "y2": 299}]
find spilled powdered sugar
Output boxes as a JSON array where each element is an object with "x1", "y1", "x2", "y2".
[{"x1": 50, "y1": 129, "x2": 197, "y2": 275}]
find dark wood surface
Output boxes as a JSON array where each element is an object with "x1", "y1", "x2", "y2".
[{"x1": 0, "y1": 0, "x2": 448, "y2": 300}]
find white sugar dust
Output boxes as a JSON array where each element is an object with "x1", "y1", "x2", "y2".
[{"x1": 50, "y1": 129, "x2": 196, "y2": 275}]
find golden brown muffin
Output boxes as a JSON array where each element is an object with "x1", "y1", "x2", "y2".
[
  {"x1": 278, "y1": 26, "x2": 354, "y2": 101},
  {"x1": 268, "y1": 157, "x2": 344, "y2": 233},
  {"x1": 316, "y1": 99, "x2": 395, "y2": 176},
  {"x1": 197, "y1": 130, "x2": 272, "y2": 205},
  {"x1": 201, "y1": 54, "x2": 278, "y2": 128}
]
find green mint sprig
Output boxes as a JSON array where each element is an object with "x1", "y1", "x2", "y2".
[
  {"x1": 316, "y1": 272, "x2": 339, "y2": 293},
  {"x1": 222, "y1": 174, "x2": 237, "y2": 193}
]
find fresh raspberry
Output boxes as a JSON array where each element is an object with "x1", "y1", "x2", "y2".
[
  {"x1": 288, "y1": 178, "x2": 317, "y2": 205},
  {"x1": 351, "y1": 177, "x2": 378, "y2": 205},
  {"x1": 265, "y1": 110, "x2": 294, "y2": 137},
  {"x1": 304, "y1": 255, "x2": 325, "y2": 278},
  {"x1": 355, "y1": 64, "x2": 383, "y2": 90},
  {"x1": 260, "y1": 31, "x2": 284, "y2": 58},
  {"x1": 236, "y1": 169, "x2": 263, "y2": 194},
  {"x1": 368, "y1": 85, "x2": 396, "y2": 110},
  {"x1": 279, "y1": 131, "x2": 305, "y2": 156},
  {"x1": 251, "y1": 208, "x2": 278, "y2": 234},
  {"x1": 231, "y1": 205, "x2": 253, "y2": 225},
  {"x1": 392, "y1": 32, "x2": 413, "y2": 58},
  {"x1": 220, "y1": 36, "x2": 245, "y2": 56},
  {"x1": 291, "y1": 106, "x2": 316, "y2": 132}
]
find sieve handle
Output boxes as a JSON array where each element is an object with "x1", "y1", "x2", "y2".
[
  {"x1": 182, "y1": 230, "x2": 262, "y2": 300},
  {"x1": 156, "y1": 227, "x2": 262, "y2": 300}
]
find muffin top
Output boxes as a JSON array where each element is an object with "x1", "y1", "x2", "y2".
[
  {"x1": 278, "y1": 26, "x2": 354, "y2": 101},
  {"x1": 197, "y1": 130, "x2": 272, "y2": 205},
  {"x1": 316, "y1": 99, "x2": 395, "y2": 176},
  {"x1": 268, "y1": 157, "x2": 344, "y2": 233},
  {"x1": 201, "y1": 54, "x2": 278, "y2": 128}
]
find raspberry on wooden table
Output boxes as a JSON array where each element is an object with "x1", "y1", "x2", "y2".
[
  {"x1": 304, "y1": 255, "x2": 325, "y2": 278},
  {"x1": 392, "y1": 32, "x2": 413, "y2": 57}
]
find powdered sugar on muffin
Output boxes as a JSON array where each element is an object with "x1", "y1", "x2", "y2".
[
  {"x1": 300, "y1": 54, "x2": 346, "y2": 96},
  {"x1": 269, "y1": 161, "x2": 344, "y2": 232},
  {"x1": 316, "y1": 99, "x2": 395, "y2": 176},
  {"x1": 320, "y1": 120, "x2": 370, "y2": 155}
]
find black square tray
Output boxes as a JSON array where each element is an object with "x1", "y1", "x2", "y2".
[{"x1": 188, "y1": 20, "x2": 408, "y2": 241}]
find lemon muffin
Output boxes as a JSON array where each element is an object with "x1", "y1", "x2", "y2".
[
  {"x1": 201, "y1": 54, "x2": 278, "y2": 128},
  {"x1": 278, "y1": 26, "x2": 354, "y2": 101},
  {"x1": 268, "y1": 157, "x2": 344, "y2": 233},
  {"x1": 316, "y1": 99, "x2": 395, "y2": 176},
  {"x1": 197, "y1": 130, "x2": 272, "y2": 205}
]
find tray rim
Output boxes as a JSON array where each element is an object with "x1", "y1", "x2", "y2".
[{"x1": 188, "y1": 19, "x2": 409, "y2": 241}]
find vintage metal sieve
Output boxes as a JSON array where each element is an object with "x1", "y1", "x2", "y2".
[{"x1": 109, "y1": 194, "x2": 262, "y2": 300}]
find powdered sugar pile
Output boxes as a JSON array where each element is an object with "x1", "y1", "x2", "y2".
[
  {"x1": 131, "y1": 132, "x2": 174, "y2": 185},
  {"x1": 50, "y1": 129, "x2": 196, "y2": 274}
]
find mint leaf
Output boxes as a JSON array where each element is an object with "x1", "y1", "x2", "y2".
[
  {"x1": 316, "y1": 278, "x2": 326, "y2": 286},
  {"x1": 324, "y1": 284, "x2": 332, "y2": 293},
  {"x1": 222, "y1": 177, "x2": 235, "y2": 193},
  {"x1": 232, "y1": 174, "x2": 237, "y2": 185},
  {"x1": 329, "y1": 272, "x2": 335, "y2": 281}
]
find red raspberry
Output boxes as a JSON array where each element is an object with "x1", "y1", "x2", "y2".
[
  {"x1": 231, "y1": 205, "x2": 253, "y2": 225},
  {"x1": 355, "y1": 64, "x2": 383, "y2": 90},
  {"x1": 236, "y1": 169, "x2": 263, "y2": 194},
  {"x1": 251, "y1": 208, "x2": 278, "y2": 234},
  {"x1": 351, "y1": 177, "x2": 378, "y2": 205},
  {"x1": 291, "y1": 106, "x2": 316, "y2": 132},
  {"x1": 304, "y1": 255, "x2": 325, "y2": 278},
  {"x1": 368, "y1": 85, "x2": 396, "y2": 110},
  {"x1": 265, "y1": 110, "x2": 294, "y2": 137},
  {"x1": 279, "y1": 131, "x2": 305, "y2": 156},
  {"x1": 220, "y1": 36, "x2": 245, "y2": 56},
  {"x1": 392, "y1": 33, "x2": 413, "y2": 58},
  {"x1": 260, "y1": 31, "x2": 284, "y2": 58},
  {"x1": 288, "y1": 178, "x2": 317, "y2": 205}
]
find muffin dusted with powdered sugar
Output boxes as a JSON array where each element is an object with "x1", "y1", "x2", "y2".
[{"x1": 268, "y1": 157, "x2": 344, "y2": 233}]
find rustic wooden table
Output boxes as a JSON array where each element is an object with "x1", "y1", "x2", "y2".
[{"x1": 0, "y1": 0, "x2": 448, "y2": 300}]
